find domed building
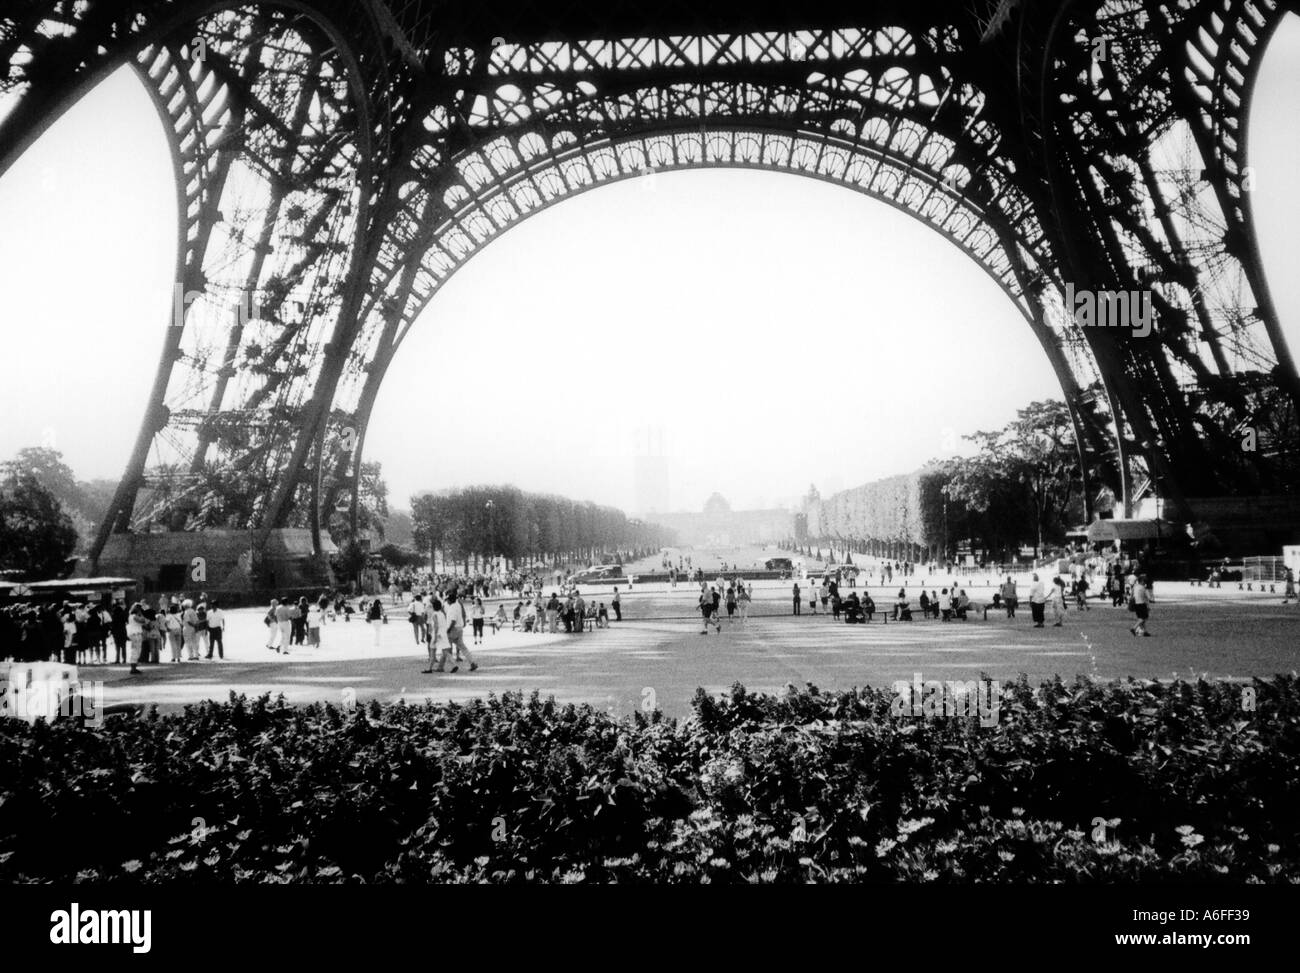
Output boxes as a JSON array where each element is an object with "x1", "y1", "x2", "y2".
[{"x1": 648, "y1": 493, "x2": 792, "y2": 547}]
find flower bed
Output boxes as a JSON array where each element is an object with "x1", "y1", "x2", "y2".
[{"x1": 1, "y1": 676, "x2": 1297, "y2": 882}]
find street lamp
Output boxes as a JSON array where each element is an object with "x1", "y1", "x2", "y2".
[{"x1": 485, "y1": 499, "x2": 495, "y2": 572}]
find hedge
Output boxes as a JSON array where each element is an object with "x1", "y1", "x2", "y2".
[{"x1": 1, "y1": 675, "x2": 1297, "y2": 882}]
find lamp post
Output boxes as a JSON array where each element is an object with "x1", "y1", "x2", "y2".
[{"x1": 485, "y1": 499, "x2": 495, "y2": 573}]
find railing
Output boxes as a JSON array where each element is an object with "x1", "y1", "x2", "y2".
[{"x1": 1242, "y1": 556, "x2": 1287, "y2": 582}]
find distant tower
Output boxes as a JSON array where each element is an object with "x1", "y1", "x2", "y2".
[{"x1": 634, "y1": 426, "x2": 670, "y2": 517}]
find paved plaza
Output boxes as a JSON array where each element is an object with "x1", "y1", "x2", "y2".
[{"x1": 91, "y1": 575, "x2": 1298, "y2": 719}]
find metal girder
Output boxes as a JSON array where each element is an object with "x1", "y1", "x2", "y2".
[{"x1": 0, "y1": 0, "x2": 1295, "y2": 553}]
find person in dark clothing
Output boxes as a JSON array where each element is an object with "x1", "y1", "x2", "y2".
[
  {"x1": 110, "y1": 602, "x2": 128, "y2": 664},
  {"x1": 792, "y1": 582, "x2": 802, "y2": 615},
  {"x1": 842, "y1": 591, "x2": 862, "y2": 623}
]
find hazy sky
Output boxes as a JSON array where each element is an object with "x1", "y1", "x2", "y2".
[{"x1": 1, "y1": 18, "x2": 1297, "y2": 516}]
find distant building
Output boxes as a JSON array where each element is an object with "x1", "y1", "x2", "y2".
[{"x1": 646, "y1": 493, "x2": 792, "y2": 546}]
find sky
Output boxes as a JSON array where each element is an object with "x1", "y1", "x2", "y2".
[{"x1": 1, "y1": 18, "x2": 1297, "y2": 517}]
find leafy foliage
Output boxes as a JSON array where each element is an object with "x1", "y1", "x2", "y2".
[
  {"x1": 0, "y1": 469, "x2": 78, "y2": 577},
  {"x1": 1, "y1": 676, "x2": 1297, "y2": 883},
  {"x1": 1, "y1": 447, "x2": 116, "y2": 555}
]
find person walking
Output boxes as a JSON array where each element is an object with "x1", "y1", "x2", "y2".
[
  {"x1": 1129, "y1": 574, "x2": 1153, "y2": 637},
  {"x1": 546, "y1": 593, "x2": 559, "y2": 633},
  {"x1": 424, "y1": 597, "x2": 446, "y2": 673},
  {"x1": 142, "y1": 609, "x2": 160, "y2": 664},
  {"x1": 1284, "y1": 567, "x2": 1296, "y2": 605},
  {"x1": 275, "y1": 598, "x2": 293, "y2": 655},
  {"x1": 193, "y1": 601, "x2": 210, "y2": 658},
  {"x1": 306, "y1": 598, "x2": 322, "y2": 647},
  {"x1": 182, "y1": 599, "x2": 201, "y2": 660},
  {"x1": 367, "y1": 597, "x2": 384, "y2": 646},
  {"x1": 125, "y1": 603, "x2": 146, "y2": 675},
  {"x1": 611, "y1": 587, "x2": 622, "y2": 621},
  {"x1": 737, "y1": 582, "x2": 750, "y2": 625},
  {"x1": 1047, "y1": 577, "x2": 1067, "y2": 627},
  {"x1": 1028, "y1": 573, "x2": 1046, "y2": 628},
  {"x1": 292, "y1": 597, "x2": 308, "y2": 646},
  {"x1": 206, "y1": 601, "x2": 225, "y2": 659},
  {"x1": 725, "y1": 584, "x2": 737, "y2": 622},
  {"x1": 699, "y1": 587, "x2": 715, "y2": 635},
  {"x1": 164, "y1": 604, "x2": 184, "y2": 662},
  {"x1": 1000, "y1": 576, "x2": 1018, "y2": 618},
  {"x1": 408, "y1": 595, "x2": 427, "y2": 644},
  {"x1": 442, "y1": 595, "x2": 476, "y2": 671},
  {"x1": 471, "y1": 597, "x2": 486, "y2": 645},
  {"x1": 792, "y1": 582, "x2": 801, "y2": 615},
  {"x1": 1109, "y1": 570, "x2": 1124, "y2": 607},
  {"x1": 110, "y1": 601, "x2": 128, "y2": 665}
]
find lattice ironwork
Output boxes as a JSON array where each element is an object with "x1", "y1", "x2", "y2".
[{"x1": 0, "y1": 0, "x2": 1295, "y2": 561}]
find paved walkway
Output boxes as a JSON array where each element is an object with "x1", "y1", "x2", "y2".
[{"x1": 87, "y1": 581, "x2": 1299, "y2": 719}]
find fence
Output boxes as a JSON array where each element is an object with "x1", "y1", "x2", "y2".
[{"x1": 1242, "y1": 556, "x2": 1287, "y2": 582}]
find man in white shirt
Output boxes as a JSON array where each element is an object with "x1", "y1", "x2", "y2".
[
  {"x1": 408, "y1": 595, "x2": 427, "y2": 644},
  {"x1": 1028, "y1": 573, "x2": 1047, "y2": 628},
  {"x1": 1129, "y1": 575, "x2": 1153, "y2": 637},
  {"x1": 206, "y1": 603, "x2": 225, "y2": 659}
]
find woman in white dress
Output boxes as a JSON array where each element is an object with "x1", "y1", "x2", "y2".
[
  {"x1": 423, "y1": 597, "x2": 446, "y2": 673},
  {"x1": 307, "y1": 599, "x2": 322, "y2": 646}
]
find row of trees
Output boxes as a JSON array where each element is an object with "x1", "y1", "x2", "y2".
[
  {"x1": 810, "y1": 401, "x2": 1094, "y2": 562},
  {"x1": 410, "y1": 485, "x2": 675, "y2": 572}
]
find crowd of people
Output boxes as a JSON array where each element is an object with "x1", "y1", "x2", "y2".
[
  {"x1": 1, "y1": 559, "x2": 634, "y2": 678},
  {"x1": 774, "y1": 558, "x2": 1160, "y2": 635},
  {"x1": 0, "y1": 594, "x2": 228, "y2": 673},
  {"x1": 383, "y1": 565, "x2": 571, "y2": 604},
  {"x1": 694, "y1": 577, "x2": 753, "y2": 632},
  {"x1": 394, "y1": 575, "x2": 626, "y2": 673}
]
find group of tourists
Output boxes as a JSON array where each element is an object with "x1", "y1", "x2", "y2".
[
  {"x1": 0, "y1": 594, "x2": 229, "y2": 674},
  {"x1": 385, "y1": 566, "x2": 549, "y2": 604},
  {"x1": 696, "y1": 579, "x2": 752, "y2": 633},
  {"x1": 387, "y1": 574, "x2": 628, "y2": 673},
  {"x1": 778, "y1": 563, "x2": 1158, "y2": 634},
  {"x1": 263, "y1": 594, "x2": 343, "y2": 653},
  {"x1": 510, "y1": 589, "x2": 623, "y2": 634},
  {"x1": 991, "y1": 570, "x2": 1154, "y2": 634}
]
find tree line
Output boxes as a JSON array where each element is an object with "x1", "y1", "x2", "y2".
[
  {"x1": 806, "y1": 400, "x2": 1094, "y2": 562},
  {"x1": 410, "y1": 485, "x2": 675, "y2": 572}
]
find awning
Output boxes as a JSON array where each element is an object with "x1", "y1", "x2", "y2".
[
  {"x1": 1086, "y1": 519, "x2": 1168, "y2": 543},
  {"x1": 25, "y1": 577, "x2": 137, "y2": 590}
]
